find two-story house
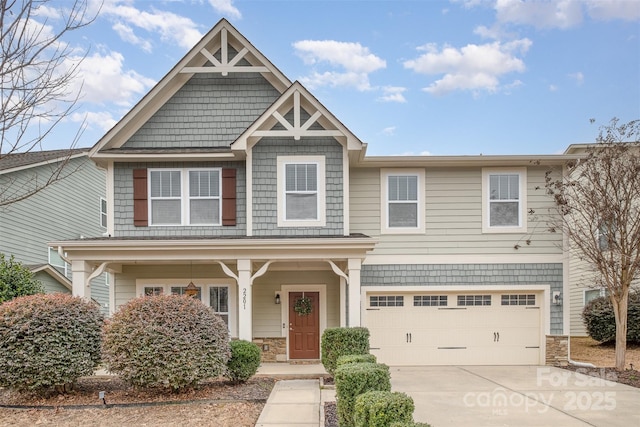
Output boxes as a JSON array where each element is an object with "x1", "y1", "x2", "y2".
[
  {"x1": 0, "y1": 149, "x2": 110, "y2": 314},
  {"x1": 52, "y1": 19, "x2": 573, "y2": 365}
]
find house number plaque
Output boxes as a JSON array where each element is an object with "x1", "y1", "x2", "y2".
[{"x1": 242, "y1": 288, "x2": 247, "y2": 310}]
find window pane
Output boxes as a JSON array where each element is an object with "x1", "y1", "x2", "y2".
[
  {"x1": 389, "y1": 203, "x2": 417, "y2": 227},
  {"x1": 585, "y1": 290, "x2": 601, "y2": 304},
  {"x1": 388, "y1": 176, "x2": 417, "y2": 201},
  {"x1": 285, "y1": 164, "x2": 296, "y2": 191},
  {"x1": 489, "y1": 202, "x2": 519, "y2": 226},
  {"x1": 286, "y1": 193, "x2": 317, "y2": 220},
  {"x1": 190, "y1": 199, "x2": 219, "y2": 224},
  {"x1": 189, "y1": 170, "x2": 219, "y2": 197},
  {"x1": 151, "y1": 171, "x2": 181, "y2": 197},
  {"x1": 490, "y1": 174, "x2": 519, "y2": 201},
  {"x1": 210, "y1": 287, "x2": 229, "y2": 313},
  {"x1": 151, "y1": 200, "x2": 181, "y2": 224}
]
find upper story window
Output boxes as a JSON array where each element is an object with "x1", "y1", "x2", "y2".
[
  {"x1": 100, "y1": 197, "x2": 107, "y2": 228},
  {"x1": 149, "y1": 168, "x2": 221, "y2": 226},
  {"x1": 380, "y1": 169, "x2": 425, "y2": 234},
  {"x1": 482, "y1": 168, "x2": 527, "y2": 233},
  {"x1": 277, "y1": 156, "x2": 326, "y2": 227}
]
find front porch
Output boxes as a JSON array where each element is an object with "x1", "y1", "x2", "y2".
[{"x1": 51, "y1": 236, "x2": 376, "y2": 363}]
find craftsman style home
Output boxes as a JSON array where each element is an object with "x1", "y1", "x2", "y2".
[
  {"x1": 53, "y1": 20, "x2": 574, "y2": 365},
  {"x1": 0, "y1": 150, "x2": 109, "y2": 313}
]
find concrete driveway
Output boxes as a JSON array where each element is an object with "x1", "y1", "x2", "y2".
[{"x1": 390, "y1": 366, "x2": 640, "y2": 427}]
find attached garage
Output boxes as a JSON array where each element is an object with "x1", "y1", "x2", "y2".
[{"x1": 364, "y1": 290, "x2": 545, "y2": 366}]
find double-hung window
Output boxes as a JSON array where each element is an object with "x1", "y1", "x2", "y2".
[
  {"x1": 277, "y1": 156, "x2": 326, "y2": 227},
  {"x1": 381, "y1": 169, "x2": 425, "y2": 234},
  {"x1": 482, "y1": 168, "x2": 527, "y2": 233},
  {"x1": 149, "y1": 168, "x2": 221, "y2": 226}
]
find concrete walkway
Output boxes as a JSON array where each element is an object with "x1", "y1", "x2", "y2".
[{"x1": 254, "y1": 363, "x2": 330, "y2": 426}]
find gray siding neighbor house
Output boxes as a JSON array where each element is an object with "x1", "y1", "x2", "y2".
[
  {"x1": 0, "y1": 150, "x2": 109, "y2": 314},
  {"x1": 53, "y1": 19, "x2": 581, "y2": 365}
]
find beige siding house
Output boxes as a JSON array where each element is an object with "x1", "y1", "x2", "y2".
[{"x1": 53, "y1": 20, "x2": 582, "y2": 365}]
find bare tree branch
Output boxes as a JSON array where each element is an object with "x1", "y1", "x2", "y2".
[
  {"x1": 0, "y1": 0, "x2": 98, "y2": 205},
  {"x1": 544, "y1": 118, "x2": 640, "y2": 370}
]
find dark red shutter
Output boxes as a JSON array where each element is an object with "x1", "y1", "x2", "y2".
[
  {"x1": 222, "y1": 168, "x2": 236, "y2": 226},
  {"x1": 133, "y1": 169, "x2": 148, "y2": 227}
]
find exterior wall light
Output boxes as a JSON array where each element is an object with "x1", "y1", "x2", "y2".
[{"x1": 275, "y1": 293, "x2": 281, "y2": 304}]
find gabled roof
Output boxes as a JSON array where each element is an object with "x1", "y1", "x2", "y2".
[
  {"x1": 232, "y1": 81, "x2": 364, "y2": 153},
  {"x1": 28, "y1": 264, "x2": 72, "y2": 291},
  {"x1": 0, "y1": 149, "x2": 87, "y2": 174},
  {"x1": 90, "y1": 19, "x2": 292, "y2": 157}
]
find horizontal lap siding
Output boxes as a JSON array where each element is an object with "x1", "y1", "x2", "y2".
[{"x1": 350, "y1": 166, "x2": 562, "y2": 256}]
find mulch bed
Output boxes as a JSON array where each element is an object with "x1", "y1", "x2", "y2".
[
  {"x1": 562, "y1": 365, "x2": 640, "y2": 389},
  {"x1": 324, "y1": 401, "x2": 338, "y2": 427},
  {"x1": 0, "y1": 376, "x2": 275, "y2": 407}
]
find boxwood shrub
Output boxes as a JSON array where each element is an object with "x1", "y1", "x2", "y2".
[
  {"x1": 0, "y1": 294, "x2": 103, "y2": 392},
  {"x1": 337, "y1": 353, "x2": 377, "y2": 368},
  {"x1": 582, "y1": 292, "x2": 640, "y2": 343},
  {"x1": 390, "y1": 422, "x2": 432, "y2": 427},
  {"x1": 354, "y1": 390, "x2": 415, "y2": 427},
  {"x1": 321, "y1": 327, "x2": 370, "y2": 375},
  {"x1": 102, "y1": 295, "x2": 230, "y2": 390},
  {"x1": 226, "y1": 339, "x2": 261, "y2": 383},
  {"x1": 335, "y1": 362, "x2": 391, "y2": 427}
]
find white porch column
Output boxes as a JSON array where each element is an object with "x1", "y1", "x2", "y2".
[
  {"x1": 71, "y1": 260, "x2": 91, "y2": 300},
  {"x1": 237, "y1": 259, "x2": 253, "y2": 341},
  {"x1": 339, "y1": 277, "x2": 347, "y2": 327},
  {"x1": 347, "y1": 258, "x2": 362, "y2": 327}
]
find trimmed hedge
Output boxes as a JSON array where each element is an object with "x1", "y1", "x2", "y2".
[
  {"x1": 354, "y1": 390, "x2": 415, "y2": 427},
  {"x1": 0, "y1": 294, "x2": 103, "y2": 392},
  {"x1": 390, "y1": 422, "x2": 432, "y2": 427},
  {"x1": 582, "y1": 292, "x2": 640, "y2": 343},
  {"x1": 321, "y1": 327, "x2": 370, "y2": 375},
  {"x1": 226, "y1": 340, "x2": 261, "y2": 383},
  {"x1": 102, "y1": 295, "x2": 230, "y2": 390},
  {"x1": 337, "y1": 353, "x2": 377, "y2": 368},
  {"x1": 335, "y1": 362, "x2": 391, "y2": 427}
]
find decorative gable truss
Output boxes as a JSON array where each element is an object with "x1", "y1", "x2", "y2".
[
  {"x1": 180, "y1": 27, "x2": 269, "y2": 77},
  {"x1": 232, "y1": 82, "x2": 363, "y2": 153},
  {"x1": 90, "y1": 19, "x2": 290, "y2": 157}
]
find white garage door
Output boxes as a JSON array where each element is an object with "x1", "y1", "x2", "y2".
[{"x1": 365, "y1": 292, "x2": 542, "y2": 366}]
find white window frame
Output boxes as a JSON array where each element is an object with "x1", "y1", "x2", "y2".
[
  {"x1": 583, "y1": 288, "x2": 607, "y2": 306},
  {"x1": 48, "y1": 247, "x2": 71, "y2": 278},
  {"x1": 482, "y1": 167, "x2": 527, "y2": 233},
  {"x1": 277, "y1": 156, "x2": 326, "y2": 227},
  {"x1": 380, "y1": 168, "x2": 425, "y2": 234},
  {"x1": 100, "y1": 197, "x2": 107, "y2": 228},
  {"x1": 136, "y1": 279, "x2": 237, "y2": 337},
  {"x1": 148, "y1": 168, "x2": 222, "y2": 226}
]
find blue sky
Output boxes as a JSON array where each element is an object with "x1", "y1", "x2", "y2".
[{"x1": 33, "y1": 0, "x2": 640, "y2": 155}]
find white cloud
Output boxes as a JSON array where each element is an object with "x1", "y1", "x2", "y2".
[
  {"x1": 102, "y1": 2, "x2": 203, "y2": 51},
  {"x1": 293, "y1": 40, "x2": 386, "y2": 91},
  {"x1": 586, "y1": 0, "x2": 640, "y2": 21},
  {"x1": 494, "y1": 0, "x2": 584, "y2": 29},
  {"x1": 70, "y1": 111, "x2": 118, "y2": 132},
  {"x1": 549, "y1": 84, "x2": 558, "y2": 92},
  {"x1": 382, "y1": 126, "x2": 396, "y2": 136},
  {"x1": 379, "y1": 87, "x2": 407, "y2": 103},
  {"x1": 391, "y1": 150, "x2": 433, "y2": 156},
  {"x1": 68, "y1": 51, "x2": 156, "y2": 106},
  {"x1": 208, "y1": 0, "x2": 242, "y2": 19},
  {"x1": 112, "y1": 22, "x2": 153, "y2": 52},
  {"x1": 568, "y1": 71, "x2": 584, "y2": 85},
  {"x1": 404, "y1": 39, "x2": 531, "y2": 95}
]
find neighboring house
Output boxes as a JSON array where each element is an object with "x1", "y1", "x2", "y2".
[
  {"x1": 0, "y1": 149, "x2": 110, "y2": 314},
  {"x1": 564, "y1": 144, "x2": 640, "y2": 337},
  {"x1": 53, "y1": 20, "x2": 575, "y2": 365}
]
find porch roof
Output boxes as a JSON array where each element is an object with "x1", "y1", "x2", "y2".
[{"x1": 50, "y1": 234, "x2": 377, "y2": 264}]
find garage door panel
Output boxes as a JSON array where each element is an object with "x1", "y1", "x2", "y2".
[{"x1": 365, "y1": 291, "x2": 542, "y2": 366}]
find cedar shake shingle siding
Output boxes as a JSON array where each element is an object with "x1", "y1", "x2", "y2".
[{"x1": 122, "y1": 74, "x2": 281, "y2": 149}]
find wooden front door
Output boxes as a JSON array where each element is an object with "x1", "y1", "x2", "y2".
[{"x1": 288, "y1": 291, "x2": 320, "y2": 359}]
